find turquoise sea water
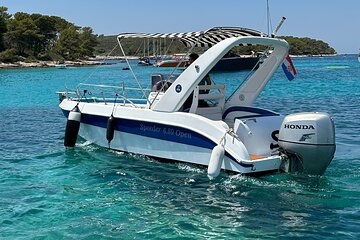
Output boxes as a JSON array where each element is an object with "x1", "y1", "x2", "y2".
[{"x1": 1, "y1": 55, "x2": 360, "y2": 239}]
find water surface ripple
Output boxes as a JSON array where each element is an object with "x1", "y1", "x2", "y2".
[{"x1": 1, "y1": 55, "x2": 360, "y2": 239}]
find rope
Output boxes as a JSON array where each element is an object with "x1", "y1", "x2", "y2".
[
  {"x1": 219, "y1": 128, "x2": 238, "y2": 146},
  {"x1": 226, "y1": 55, "x2": 264, "y2": 102},
  {"x1": 81, "y1": 43, "x2": 119, "y2": 85},
  {"x1": 117, "y1": 38, "x2": 151, "y2": 105},
  {"x1": 71, "y1": 43, "x2": 120, "y2": 114},
  {"x1": 111, "y1": 93, "x2": 119, "y2": 116},
  {"x1": 219, "y1": 128, "x2": 254, "y2": 168}
]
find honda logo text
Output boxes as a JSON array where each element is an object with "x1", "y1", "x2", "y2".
[{"x1": 284, "y1": 124, "x2": 315, "y2": 130}]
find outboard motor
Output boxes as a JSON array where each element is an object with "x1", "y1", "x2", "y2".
[{"x1": 278, "y1": 112, "x2": 335, "y2": 175}]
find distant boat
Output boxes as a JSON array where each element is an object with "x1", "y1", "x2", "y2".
[
  {"x1": 358, "y1": 51, "x2": 360, "y2": 62},
  {"x1": 155, "y1": 59, "x2": 187, "y2": 68},
  {"x1": 154, "y1": 53, "x2": 188, "y2": 68},
  {"x1": 155, "y1": 52, "x2": 262, "y2": 72},
  {"x1": 55, "y1": 64, "x2": 67, "y2": 69},
  {"x1": 210, "y1": 53, "x2": 262, "y2": 72},
  {"x1": 138, "y1": 57, "x2": 152, "y2": 66}
]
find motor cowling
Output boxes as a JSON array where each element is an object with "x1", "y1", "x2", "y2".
[{"x1": 278, "y1": 112, "x2": 336, "y2": 175}]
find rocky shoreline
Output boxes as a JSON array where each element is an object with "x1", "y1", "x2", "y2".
[
  {"x1": 0, "y1": 54, "x2": 342, "y2": 69},
  {"x1": 0, "y1": 60, "x2": 108, "y2": 69}
]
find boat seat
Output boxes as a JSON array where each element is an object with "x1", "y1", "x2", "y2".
[{"x1": 189, "y1": 84, "x2": 226, "y2": 121}]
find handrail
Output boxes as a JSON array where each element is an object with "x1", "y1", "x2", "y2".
[
  {"x1": 78, "y1": 83, "x2": 147, "y2": 91},
  {"x1": 61, "y1": 82, "x2": 151, "y2": 106}
]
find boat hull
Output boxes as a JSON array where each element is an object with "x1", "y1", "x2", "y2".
[
  {"x1": 156, "y1": 60, "x2": 187, "y2": 68},
  {"x1": 156, "y1": 57, "x2": 260, "y2": 71},
  {"x1": 210, "y1": 56, "x2": 260, "y2": 72},
  {"x1": 60, "y1": 100, "x2": 282, "y2": 175}
]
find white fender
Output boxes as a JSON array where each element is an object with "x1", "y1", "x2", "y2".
[
  {"x1": 68, "y1": 111, "x2": 81, "y2": 122},
  {"x1": 208, "y1": 144, "x2": 225, "y2": 179}
]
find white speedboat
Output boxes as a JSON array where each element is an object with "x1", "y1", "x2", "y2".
[{"x1": 58, "y1": 27, "x2": 335, "y2": 177}]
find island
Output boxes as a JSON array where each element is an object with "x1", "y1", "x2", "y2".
[
  {"x1": 0, "y1": 6, "x2": 337, "y2": 68},
  {"x1": 94, "y1": 34, "x2": 336, "y2": 59},
  {"x1": 0, "y1": 6, "x2": 99, "y2": 67}
]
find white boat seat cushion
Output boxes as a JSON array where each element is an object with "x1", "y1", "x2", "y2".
[{"x1": 190, "y1": 84, "x2": 225, "y2": 120}]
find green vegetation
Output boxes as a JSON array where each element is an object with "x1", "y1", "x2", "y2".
[
  {"x1": 0, "y1": 6, "x2": 97, "y2": 63},
  {"x1": 280, "y1": 36, "x2": 336, "y2": 55},
  {"x1": 94, "y1": 35, "x2": 336, "y2": 57},
  {"x1": 95, "y1": 35, "x2": 186, "y2": 57},
  {"x1": 233, "y1": 36, "x2": 336, "y2": 56},
  {"x1": 0, "y1": 5, "x2": 336, "y2": 63}
]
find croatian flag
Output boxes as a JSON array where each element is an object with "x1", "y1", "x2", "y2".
[{"x1": 282, "y1": 55, "x2": 297, "y2": 81}]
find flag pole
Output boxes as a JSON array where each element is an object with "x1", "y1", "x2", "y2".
[{"x1": 271, "y1": 16, "x2": 286, "y2": 37}]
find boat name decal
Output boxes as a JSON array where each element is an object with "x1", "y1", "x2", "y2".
[
  {"x1": 284, "y1": 124, "x2": 315, "y2": 130},
  {"x1": 140, "y1": 124, "x2": 161, "y2": 133},
  {"x1": 140, "y1": 124, "x2": 192, "y2": 139}
]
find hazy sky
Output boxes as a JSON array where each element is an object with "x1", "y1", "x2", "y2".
[{"x1": 2, "y1": 0, "x2": 359, "y2": 53}]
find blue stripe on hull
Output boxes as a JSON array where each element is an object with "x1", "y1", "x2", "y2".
[
  {"x1": 81, "y1": 113, "x2": 215, "y2": 149},
  {"x1": 222, "y1": 106, "x2": 279, "y2": 119},
  {"x1": 62, "y1": 109, "x2": 253, "y2": 168}
]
